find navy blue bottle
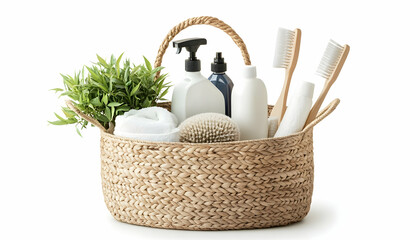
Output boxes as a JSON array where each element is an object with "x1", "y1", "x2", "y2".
[{"x1": 208, "y1": 52, "x2": 234, "y2": 117}]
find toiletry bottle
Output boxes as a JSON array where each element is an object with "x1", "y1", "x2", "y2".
[
  {"x1": 274, "y1": 81, "x2": 314, "y2": 137},
  {"x1": 231, "y1": 66, "x2": 268, "y2": 140},
  {"x1": 208, "y1": 52, "x2": 234, "y2": 117},
  {"x1": 171, "y1": 38, "x2": 225, "y2": 123}
]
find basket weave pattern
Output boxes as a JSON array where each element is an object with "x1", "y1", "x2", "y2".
[
  {"x1": 65, "y1": 16, "x2": 340, "y2": 230},
  {"x1": 68, "y1": 99, "x2": 339, "y2": 230},
  {"x1": 100, "y1": 126, "x2": 314, "y2": 230}
]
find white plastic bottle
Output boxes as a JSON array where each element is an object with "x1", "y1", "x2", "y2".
[
  {"x1": 274, "y1": 81, "x2": 314, "y2": 137},
  {"x1": 171, "y1": 38, "x2": 225, "y2": 123},
  {"x1": 231, "y1": 66, "x2": 268, "y2": 140},
  {"x1": 172, "y1": 72, "x2": 225, "y2": 122}
]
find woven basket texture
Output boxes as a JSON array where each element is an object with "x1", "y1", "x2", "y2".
[
  {"x1": 101, "y1": 124, "x2": 312, "y2": 230},
  {"x1": 65, "y1": 16, "x2": 341, "y2": 230},
  {"x1": 98, "y1": 99, "x2": 339, "y2": 230}
]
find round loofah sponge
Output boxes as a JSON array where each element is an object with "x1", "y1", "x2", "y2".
[{"x1": 179, "y1": 113, "x2": 240, "y2": 143}]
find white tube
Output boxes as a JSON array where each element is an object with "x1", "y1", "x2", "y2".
[{"x1": 274, "y1": 81, "x2": 314, "y2": 137}]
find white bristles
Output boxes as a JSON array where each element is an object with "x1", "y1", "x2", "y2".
[
  {"x1": 316, "y1": 39, "x2": 345, "y2": 79},
  {"x1": 273, "y1": 28, "x2": 296, "y2": 68}
]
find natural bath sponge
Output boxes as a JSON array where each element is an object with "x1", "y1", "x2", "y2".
[{"x1": 179, "y1": 113, "x2": 240, "y2": 143}]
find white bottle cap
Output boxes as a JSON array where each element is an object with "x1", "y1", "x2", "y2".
[
  {"x1": 242, "y1": 65, "x2": 257, "y2": 78},
  {"x1": 297, "y1": 81, "x2": 315, "y2": 99}
]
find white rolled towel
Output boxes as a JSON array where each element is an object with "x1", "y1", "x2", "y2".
[{"x1": 114, "y1": 107, "x2": 180, "y2": 142}]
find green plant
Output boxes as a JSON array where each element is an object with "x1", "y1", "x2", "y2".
[{"x1": 49, "y1": 54, "x2": 170, "y2": 136}]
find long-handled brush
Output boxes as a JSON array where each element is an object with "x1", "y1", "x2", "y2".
[
  {"x1": 304, "y1": 39, "x2": 350, "y2": 127},
  {"x1": 270, "y1": 28, "x2": 302, "y2": 124}
]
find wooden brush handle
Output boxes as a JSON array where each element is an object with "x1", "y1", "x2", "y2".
[
  {"x1": 270, "y1": 70, "x2": 292, "y2": 121},
  {"x1": 304, "y1": 44, "x2": 350, "y2": 127},
  {"x1": 270, "y1": 29, "x2": 301, "y2": 124},
  {"x1": 304, "y1": 83, "x2": 332, "y2": 129}
]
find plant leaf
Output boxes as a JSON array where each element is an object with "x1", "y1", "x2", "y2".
[
  {"x1": 143, "y1": 56, "x2": 152, "y2": 71},
  {"x1": 50, "y1": 88, "x2": 63, "y2": 93},
  {"x1": 62, "y1": 107, "x2": 76, "y2": 118},
  {"x1": 102, "y1": 94, "x2": 108, "y2": 105},
  {"x1": 130, "y1": 83, "x2": 140, "y2": 97},
  {"x1": 131, "y1": 65, "x2": 141, "y2": 75},
  {"x1": 54, "y1": 113, "x2": 66, "y2": 121},
  {"x1": 75, "y1": 126, "x2": 82, "y2": 137},
  {"x1": 108, "y1": 102, "x2": 122, "y2": 107},
  {"x1": 105, "y1": 107, "x2": 111, "y2": 121},
  {"x1": 116, "y1": 105, "x2": 130, "y2": 113},
  {"x1": 48, "y1": 120, "x2": 69, "y2": 125},
  {"x1": 111, "y1": 106, "x2": 115, "y2": 119},
  {"x1": 96, "y1": 113, "x2": 109, "y2": 123},
  {"x1": 159, "y1": 87, "x2": 169, "y2": 99},
  {"x1": 91, "y1": 96, "x2": 102, "y2": 106},
  {"x1": 116, "y1": 53, "x2": 123, "y2": 75},
  {"x1": 85, "y1": 66, "x2": 100, "y2": 81},
  {"x1": 97, "y1": 54, "x2": 109, "y2": 68}
]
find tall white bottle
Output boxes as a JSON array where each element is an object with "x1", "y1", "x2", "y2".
[
  {"x1": 171, "y1": 38, "x2": 225, "y2": 123},
  {"x1": 274, "y1": 81, "x2": 314, "y2": 137},
  {"x1": 232, "y1": 66, "x2": 268, "y2": 140}
]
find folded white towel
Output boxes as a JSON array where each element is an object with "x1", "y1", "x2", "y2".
[
  {"x1": 114, "y1": 107, "x2": 179, "y2": 142},
  {"x1": 115, "y1": 128, "x2": 180, "y2": 142}
]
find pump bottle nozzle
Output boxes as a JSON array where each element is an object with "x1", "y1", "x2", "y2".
[{"x1": 173, "y1": 38, "x2": 207, "y2": 72}]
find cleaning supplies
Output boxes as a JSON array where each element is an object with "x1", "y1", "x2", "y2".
[
  {"x1": 304, "y1": 39, "x2": 350, "y2": 127},
  {"x1": 274, "y1": 81, "x2": 314, "y2": 137},
  {"x1": 179, "y1": 113, "x2": 240, "y2": 143},
  {"x1": 171, "y1": 38, "x2": 225, "y2": 123},
  {"x1": 231, "y1": 66, "x2": 268, "y2": 140},
  {"x1": 270, "y1": 28, "x2": 301, "y2": 124},
  {"x1": 114, "y1": 107, "x2": 179, "y2": 142},
  {"x1": 208, "y1": 52, "x2": 234, "y2": 117}
]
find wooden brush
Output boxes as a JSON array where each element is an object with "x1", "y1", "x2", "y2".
[
  {"x1": 270, "y1": 28, "x2": 302, "y2": 124},
  {"x1": 304, "y1": 39, "x2": 350, "y2": 127}
]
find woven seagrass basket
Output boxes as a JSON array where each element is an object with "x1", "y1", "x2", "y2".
[{"x1": 66, "y1": 16, "x2": 340, "y2": 231}]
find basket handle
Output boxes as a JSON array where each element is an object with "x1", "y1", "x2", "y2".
[
  {"x1": 302, "y1": 98, "x2": 340, "y2": 132},
  {"x1": 154, "y1": 16, "x2": 251, "y2": 73},
  {"x1": 65, "y1": 100, "x2": 107, "y2": 132}
]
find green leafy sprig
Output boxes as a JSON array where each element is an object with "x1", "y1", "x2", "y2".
[{"x1": 49, "y1": 54, "x2": 170, "y2": 135}]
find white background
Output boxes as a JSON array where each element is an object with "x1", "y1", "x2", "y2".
[{"x1": 1, "y1": 0, "x2": 419, "y2": 239}]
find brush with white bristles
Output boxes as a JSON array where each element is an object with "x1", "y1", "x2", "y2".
[
  {"x1": 304, "y1": 39, "x2": 350, "y2": 127},
  {"x1": 270, "y1": 28, "x2": 302, "y2": 124}
]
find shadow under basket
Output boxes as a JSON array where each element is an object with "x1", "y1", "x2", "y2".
[
  {"x1": 67, "y1": 99, "x2": 340, "y2": 230},
  {"x1": 64, "y1": 16, "x2": 341, "y2": 230}
]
